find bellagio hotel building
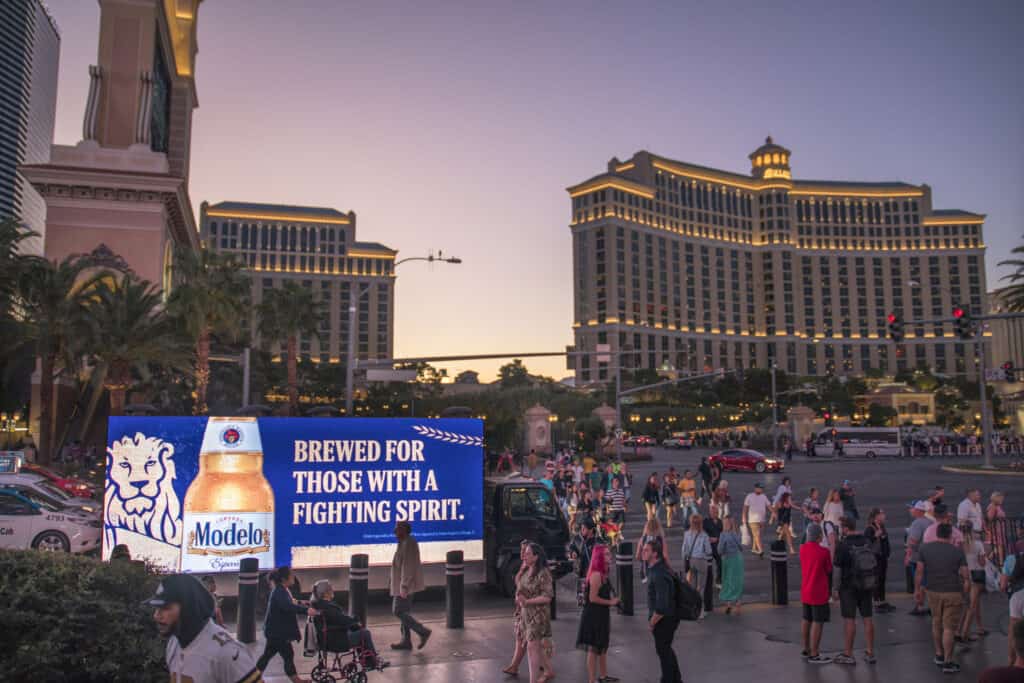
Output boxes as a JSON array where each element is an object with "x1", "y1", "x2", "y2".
[
  {"x1": 199, "y1": 201, "x2": 396, "y2": 364},
  {"x1": 568, "y1": 138, "x2": 987, "y2": 384}
]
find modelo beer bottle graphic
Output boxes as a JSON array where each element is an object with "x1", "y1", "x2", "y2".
[{"x1": 180, "y1": 417, "x2": 275, "y2": 572}]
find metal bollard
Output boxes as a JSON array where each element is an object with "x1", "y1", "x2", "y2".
[
  {"x1": 905, "y1": 562, "x2": 914, "y2": 594},
  {"x1": 446, "y1": 550, "x2": 464, "y2": 628},
  {"x1": 349, "y1": 553, "x2": 369, "y2": 627},
  {"x1": 236, "y1": 557, "x2": 259, "y2": 643},
  {"x1": 769, "y1": 540, "x2": 788, "y2": 605},
  {"x1": 550, "y1": 570, "x2": 558, "y2": 621},
  {"x1": 616, "y1": 541, "x2": 634, "y2": 616}
]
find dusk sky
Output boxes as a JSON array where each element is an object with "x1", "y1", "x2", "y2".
[{"x1": 46, "y1": 1, "x2": 1024, "y2": 381}]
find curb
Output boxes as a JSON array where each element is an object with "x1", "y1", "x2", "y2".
[{"x1": 941, "y1": 465, "x2": 1024, "y2": 477}]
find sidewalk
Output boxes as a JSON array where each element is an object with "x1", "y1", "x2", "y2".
[{"x1": 252, "y1": 593, "x2": 1011, "y2": 682}]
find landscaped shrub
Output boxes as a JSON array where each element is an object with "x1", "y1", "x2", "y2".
[{"x1": 0, "y1": 550, "x2": 166, "y2": 682}]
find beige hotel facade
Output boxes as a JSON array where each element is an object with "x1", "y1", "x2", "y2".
[{"x1": 568, "y1": 138, "x2": 988, "y2": 384}]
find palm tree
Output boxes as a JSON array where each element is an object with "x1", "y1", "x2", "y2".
[
  {"x1": 998, "y1": 241, "x2": 1024, "y2": 311},
  {"x1": 14, "y1": 257, "x2": 94, "y2": 464},
  {"x1": 166, "y1": 247, "x2": 248, "y2": 415},
  {"x1": 0, "y1": 218, "x2": 36, "y2": 314},
  {"x1": 74, "y1": 275, "x2": 190, "y2": 424},
  {"x1": 257, "y1": 281, "x2": 324, "y2": 415}
]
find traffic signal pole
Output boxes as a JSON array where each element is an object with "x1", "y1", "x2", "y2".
[{"x1": 977, "y1": 336, "x2": 994, "y2": 469}]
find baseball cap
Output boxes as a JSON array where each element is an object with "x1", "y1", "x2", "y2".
[
  {"x1": 910, "y1": 500, "x2": 928, "y2": 512},
  {"x1": 754, "y1": 482, "x2": 764, "y2": 489},
  {"x1": 143, "y1": 574, "x2": 203, "y2": 607}
]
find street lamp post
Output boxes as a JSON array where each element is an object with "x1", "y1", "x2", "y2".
[
  {"x1": 771, "y1": 363, "x2": 779, "y2": 456},
  {"x1": 344, "y1": 253, "x2": 461, "y2": 416}
]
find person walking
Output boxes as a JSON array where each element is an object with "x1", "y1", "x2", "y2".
[
  {"x1": 644, "y1": 539, "x2": 683, "y2": 683},
  {"x1": 698, "y1": 457, "x2": 713, "y2": 500},
  {"x1": 956, "y1": 523, "x2": 988, "y2": 644},
  {"x1": 257, "y1": 566, "x2": 318, "y2": 683},
  {"x1": 987, "y1": 491, "x2": 1009, "y2": 566},
  {"x1": 800, "y1": 524, "x2": 833, "y2": 664},
  {"x1": 607, "y1": 477, "x2": 627, "y2": 526},
  {"x1": 621, "y1": 462, "x2": 633, "y2": 504},
  {"x1": 743, "y1": 482, "x2": 772, "y2": 557},
  {"x1": 637, "y1": 516, "x2": 669, "y2": 583},
  {"x1": 704, "y1": 505, "x2": 724, "y2": 590},
  {"x1": 711, "y1": 478, "x2": 730, "y2": 518},
  {"x1": 642, "y1": 474, "x2": 661, "y2": 521},
  {"x1": 906, "y1": 500, "x2": 933, "y2": 616},
  {"x1": 515, "y1": 542, "x2": 555, "y2": 683},
  {"x1": 957, "y1": 488, "x2": 984, "y2": 534},
  {"x1": 576, "y1": 544, "x2": 621, "y2": 683},
  {"x1": 719, "y1": 515, "x2": 744, "y2": 615},
  {"x1": 661, "y1": 472, "x2": 680, "y2": 529},
  {"x1": 773, "y1": 477, "x2": 793, "y2": 506},
  {"x1": 773, "y1": 492, "x2": 797, "y2": 554},
  {"x1": 864, "y1": 508, "x2": 894, "y2": 612},
  {"x1": 504, "y1": 540, "x2": 531, "y2": 677},
  {"x1": 389, "y1": 521, "x2": 431, "y2": 651},
  {"x1": 801, "y1": 488, "x2": 821, "y2": 536},
  {"x1": 823, "y1": 489, "x2": 844, "y2": 528},
  {"x1": 148, "y1": 574, "x2": 263, "y2": 683},
  {"x1": 916, "y1": 523, "x2": 970, "y2": 674},
  {"x1": 839, "y1": 480, "x2": 859, "y2": 522},
  {"x1": 682, "y1": 513, "x2": 713, "y2": 620},
  {"x1": 677, "y1": 470, "x2": 699, "y2": 522},
  {"x1": 832, "y1": 517, "x2": 877, "y2": 665}
]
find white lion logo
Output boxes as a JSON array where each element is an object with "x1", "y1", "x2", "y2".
[{"x1": 105, "y1": 433, "x2": 182, "y2": 546}]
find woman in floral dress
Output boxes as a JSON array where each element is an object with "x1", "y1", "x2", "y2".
[{"x1": 514, "y1": 542, "x2": 555, "y2": 683}]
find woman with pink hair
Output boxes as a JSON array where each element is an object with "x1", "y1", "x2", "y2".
[{"x1": 575, "y1": 544, "x2": 621, "y2": 683}]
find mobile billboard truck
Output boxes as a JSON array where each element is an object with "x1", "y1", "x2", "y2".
[{"x1": 103, "y1": 417, "x2": 484, "y2": 593}]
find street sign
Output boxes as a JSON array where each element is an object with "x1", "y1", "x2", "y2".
[
  {"x1": 596, "y1": 344, "x2": 611, "y2": 364},
  {"x1": 620, "y1": 396, "x2": 636, "y2": 405},
  {"x1": 985, "y1": 368, "x2": 1007, "y2": 382},
  {"x1": 366, "y1": 368, "x2": 418, "y2": 382}
]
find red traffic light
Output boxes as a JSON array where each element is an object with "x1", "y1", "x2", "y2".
[
  {"x1": 823, "y1": 411, "x2": 831, "y2": 419},
  {"x1": 953, "y1": 307, "x2": 965, "y2": 319},
  {"x1": 887, "y1": 313, "x2": 897, "y2": 324},
  {"x1": 1003, "y1": 362, "x2": 1014, "y2": 371}
]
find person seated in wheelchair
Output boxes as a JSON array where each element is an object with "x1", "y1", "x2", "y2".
[{"x1": 311, "y1": 580, "x2": 388, "y2": 670}]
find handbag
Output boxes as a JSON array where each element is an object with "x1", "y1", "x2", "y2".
[
  {"x1": 985, "y1": 559, "x2": 1001, "y2": 593},
  {"x1": 302, "y1": 616, "x2": 318, "y2": 657},
  {"x1": 741, "y1": 523, "x2": 751, "y2": 547}
]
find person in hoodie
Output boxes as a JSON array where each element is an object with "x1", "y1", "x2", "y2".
[
  {"x1": 257, "y1": 565, "x2": 318, "y2": 682},
  {"x1": 148, "y1": 574, "x2": 262, "y2": 683},
  {"x1": 310, "y1": 580, "x2": 387, "y2": 670}
]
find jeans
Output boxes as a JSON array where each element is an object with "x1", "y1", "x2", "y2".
[
  {"x1": 652, "y1": 617, "x2": 683, "y2": 683},
  {"x1": 687, "y1": 557, "x2": 710, "y2": 612},
  {"x1": 680, "y1": 499, "x2": 699, "y2": 523},
  {"x1": 393, "y1": 595, "x2": 428, "y2": 644}
]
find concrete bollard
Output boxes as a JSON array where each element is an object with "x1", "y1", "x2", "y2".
[
  {"x1": 769, "y1": 540, "x2": 788, "y2": 605},
  {"x1": 349, "y1": 553, "x2": 369, "y2": 627},
  {"x1": 236, "y1": 557, "x2": 259, "y2": 643},
  {"x1": 616, "y1": 541, "x2": 634, "y2": 616},
  {"x1": 446, "y1": 550, "x2": 464, "y2": 628}
]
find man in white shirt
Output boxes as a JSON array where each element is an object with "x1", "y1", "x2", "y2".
[
  {"x1": 956, "y1": 488, "x2": 984, "y2": 534},
  {"x1": 148, "y1": 574, "x2": 262, "y2": 683},
  {"x1": 572, "y1": 460, "x2": 584, "y2": 486},
  {"x1": 743, "y1": 482, "x2": 773, "y2": 556}
]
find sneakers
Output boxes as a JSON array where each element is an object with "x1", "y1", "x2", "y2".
[
  {"x1": 941, "y1": 662, "x2": 961, "y2": 674},
  {"x1": 800, "y1": 650, "x2": 810, "y2": 660},
  {"x1": 864, "y1": 651, "x2": 876, "y2": 664},
  {"x1": 417, "y1": 628, "x2": 432, "y2": 650},
  {"x1": 806, "y1": 655, "x2": 833, "y2": 664},
  {"x1": 390, "y1": 641, "x2": 413, "y2": 651},
  {"x1": 933, "y1": 655, "x2": 945, "y2": 666},
  {"x1": 833, "y1": 654, "x2": 856, "y2": 666}
]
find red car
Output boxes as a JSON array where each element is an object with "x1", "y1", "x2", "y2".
[
  {"x1": 21, "y1": 463, "x2": 96, "y2": 499},
  {"x1": 709, "y1": 449, "x2": 784, "y2": 474}
]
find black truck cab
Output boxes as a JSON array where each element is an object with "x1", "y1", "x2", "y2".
[{"x1": 484, "y1": 473, "x2": 570, "y2": 596}]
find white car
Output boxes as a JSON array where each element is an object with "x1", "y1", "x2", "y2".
[
  {"x1": 0, "y1": 472, "x2": 99, "y2": 516},
  {"x1": 662, "y1": 435, "x2": 694, "y2": 449},
  {"x1": 0, "y1": 488, "x2": 102, "y2": 553}
]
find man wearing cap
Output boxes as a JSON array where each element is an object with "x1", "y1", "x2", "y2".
[
  {"x1": 906, "y1": 501, "x2": 933, "y2": 616},
  {"x1": 743, "y1": 482, "x2": 772, "y2": 557},
  {"x1": 839, "y1": 480, "x2": 859, "y2": 522},
  {"x1": 570, "y1": 516, "x2": 598, "y2": 578},
  {"x1": 149, "y1": 574, "x2": 262, "y2": 683}
]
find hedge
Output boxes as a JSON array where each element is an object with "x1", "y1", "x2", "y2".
[{"x1": 0, "y1": 550, "x2": 166, "y2": 681}]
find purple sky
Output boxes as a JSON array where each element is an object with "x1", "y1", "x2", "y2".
[{"x1": 46, "y1": 1, "x2": 1024, "y2": 381}]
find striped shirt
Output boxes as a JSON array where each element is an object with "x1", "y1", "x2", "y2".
[{"x1": 607, "y1": 488, "x2": 626, "y2": 511}]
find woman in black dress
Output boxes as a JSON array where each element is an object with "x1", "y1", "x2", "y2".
[{"x1": 576, "y1": 544, "x2": 620, "y2": 683}]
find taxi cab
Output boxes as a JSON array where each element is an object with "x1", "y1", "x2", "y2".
[{"x1": 0, "y1": 488, "x2": 102, "y2": 553}]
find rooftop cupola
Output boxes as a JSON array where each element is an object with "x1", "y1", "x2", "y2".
[{"x1": 749, "y1": 136, "x2": 792, "y2": 180}]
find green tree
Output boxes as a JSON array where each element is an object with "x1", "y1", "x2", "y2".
[
  {"x1": 865, "y1": 404, "x2": 898, "y2": 427},
  {"x1": 166, "y1": 247, "x2": 248, "y2": 415},
  {"x1": 454, "y1": 369, "x2": 479, "y2": 384},
  {"x1": 576, "y1": 415, "x2": 607, "y2": 453},
  {"x1": 997, "y1": 240, "x2": 1024, "y2": 311},
  {"x1": 14, "y1": 257, "x2": 94, "y2": 463},
  {"x1": 632, "y1": 368, "x2": 661, "y2": 386},
  {"x1": 498, "y1": 359, "x2": 531, "y2": 388},
  {"x1": 257, "y1": 281, "x2": 324, "y2": 415}
]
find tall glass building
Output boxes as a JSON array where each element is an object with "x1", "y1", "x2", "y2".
[
  {"x1": 0, "y1": 0, "x2": 59, "y2": 253},
  {"x1": 568, "y1": 138, "x2": 987, "y2": 383}
]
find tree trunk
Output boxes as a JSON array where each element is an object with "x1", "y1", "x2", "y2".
[
  {"x1": 106, "y1": 360, "x2": 130, "y2": 417},
  {"x1": 77, "y1": 361, "x2": 108, "y2": 442},
  {"x1": 37, "y1": 353, "x2": 55, "y2": 466},
  {"x1": 194, "y1": 328, "x2": 211, "y2": 415},
  {"x1": 287, "y1": 334, "x2": 298, "y2": 416}
]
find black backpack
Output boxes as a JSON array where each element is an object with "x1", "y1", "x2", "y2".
[
  {"x1": 851, "y1": 542, "x2": 878, "y2": 592},
  {"x1": 672, "y1": 572, "x2": 703, "y2": 621}
]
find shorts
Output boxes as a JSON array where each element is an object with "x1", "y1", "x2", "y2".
[
  {"x1": 802, "y1": 602, "x2": 830, "y2": 623},
  {"x1": 839, "y1": 589, "x2": 873, "y2": 619},
  {"x1": 927, "y1": 591, "x2": 964, "y2": 631},
  {"x1": 970, "y1": 570, "x2": 986, "y2": 585}
]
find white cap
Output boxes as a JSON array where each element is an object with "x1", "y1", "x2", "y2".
[
  {"x1": 201, "y1": 417, "x2": 263, "y2": 453},
  {"x1": 912, "y1": 501, "x2": 929, "y2": 512}
]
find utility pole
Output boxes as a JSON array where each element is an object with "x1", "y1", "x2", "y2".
[
  {"x1": 615, "y1": 347, "x2": 622, "y2": 460},
  {"x1": 771, "y1": 363, "x2": 779, "y2": 456},
  {"x1": 977, "y1": 334, "x2": 994, "y2": 468}
]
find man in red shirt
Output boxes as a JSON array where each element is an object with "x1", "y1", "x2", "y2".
[{"x1": 800, "y1": 523, "x2": 833, "y2": 664}]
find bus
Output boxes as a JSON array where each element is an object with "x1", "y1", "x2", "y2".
[{"x1": 815, "y1": 427, "x2": 901, "y2": 458}]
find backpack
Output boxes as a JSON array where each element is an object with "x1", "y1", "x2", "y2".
[
  {"x1": 851, "y1": 541, "x2": 878, "y2": 592},
  {"x1": 672, "y1": 571, "x2": 703, "y2": 621}
]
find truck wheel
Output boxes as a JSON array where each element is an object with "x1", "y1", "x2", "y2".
[
  {"x1": 501, "y1": 558, "x2": 521, "y2": 597},
  {"x1": 33, "y1": 530, "x2": 70, "y2": 552}
]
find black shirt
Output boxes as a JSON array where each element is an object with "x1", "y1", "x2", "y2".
[
  {"x1": 865, "y1": 524, "x2": 890, "y2": 559},
  {"x1": 570, "y1": 534, "x2": 596, "y2": 577},
  {"x1": 702, "y1": 517, "x2": 723, "y2": 543},
  {"x1": 834, "y1": 534, "x2": 872, "y2": 591}
]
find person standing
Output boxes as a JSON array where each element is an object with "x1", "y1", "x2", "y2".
[
  {"x1": 504, "y1": 540, "x2": 531, "y2": 678},
  {"x1": 644, "y1": 539, "x2": 683, "y2": 683},
  {"x1": 956, "y1": 488, "x2": 984, "y2": 534},
  {"x1": 800, "y1": 524, "x2": 833, "y2": 664},
  {"x1": 832, "y1": 517, "x2": 877, "y2": 665},
  {"x1": 823, "y1": 489, "x2": 845, "y2": 527},
  {"x1": 637, "y1": 516, "x2": 669, "y2": 583},
  {"x1": 956, "y1": 523, "x2": 987, "y2": 644},
  {"x1": 526, "y1": 449, "x2": 539, "y2": 477},
  {"x1": 773, "y1": 477, "x2": 793, "y2": 506},
  {"x1": 987, "y1": 491, "x2": 1009, "y2": 566},
  {"x1": 576, "y1": 545, "x2": 621, "y2": 683},
  {"x1": 682, "y1": 513, "x2": 712, "y2": 620},
  {"x1": 389, "y1": 521, "x2": 431, "y2": 651},
  {"x1": 711, "y1": 479, "x2": 730, "y2": 518},
  {"x1": 257, "y1": 566, "x2": 319, "y2": 682},
  {"x1": 515, "y1": 543, "x2": 555, "y2": 683},
  {"x1": 864, "y1": 508, "x2": 894, "y2": 613},
  {"x1": 924, "y1": 504, "x2": 964, "y2": 546},
  {"x1": 916, "y1": 523, "x2": 970, "y2": 674},
  {"x1": 703, "y1": 505, "x2": 724, "y2": 590},
  {"x1": 772, "y1": 492, "x2": 797, "y2": 554},
  {"x1": 800, "y1": 488, "x2": 821, "y2": 536},
  {"x1": 719, "y1": 515, "x2": 744, "y2": 614},
  {"x1": 698, "y1": 457, "x2": 713, "y2": 500},
  {"x1": 906, "y1": 500, "x2": 933, "y2": 616},
  {"x1": 839, "y1": 480, "x2": 859, "y2": 522},
  {"x1": 621, "y1": 462, "x2": 633, "y2": 505},
  {"x1": 642, "y1": 474, "x2": 661, "y2": 520},
  {"x1": 661, "y1": 472, "x2": 680, "y2": 529},
  {"x1": 570, "y1": 517, "x2": 598, "y2": 581},
  {"x1": 743, "y1": 482, "x2": 772, "y2": 557}
]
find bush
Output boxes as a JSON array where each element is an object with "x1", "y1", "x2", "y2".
[{"x1": 0, "y1": 550, "x2": 166, "y2": 681}]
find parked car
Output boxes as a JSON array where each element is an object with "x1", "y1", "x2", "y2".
[
  {"x1": 662, "y1": 434, "x2": 694, "y2": 449},
  {"x1": 708, "y1": 448, "x2": 784, "y2": 473},
  {"x1": 21, "y1": 463, "x2": 96, "y2": 499},
  {"x1": 0, "y1": 472, "x2": 99, "y2": 515},
  {"x1": 0, "y1": 488, "x2": 102, "y2": 553},
  {"x1": 622, "y1": 436, "x2": 656, "y2": 448}
]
